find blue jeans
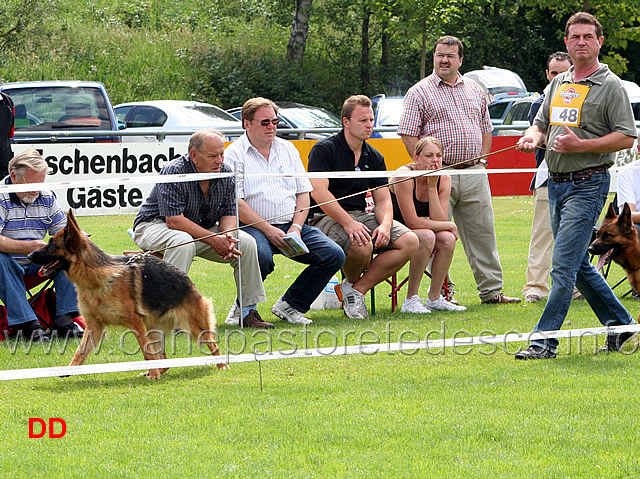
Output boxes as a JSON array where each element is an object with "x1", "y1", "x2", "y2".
[
  {"x1": 532, "y1": 172, "x2": 634, "y2": 352},
  {"x1": 0, "y1": 252, "x2": 79, "y2": 326},
  {"x1": 241, "y1": 223, "x2": 345, "y2": 312}
]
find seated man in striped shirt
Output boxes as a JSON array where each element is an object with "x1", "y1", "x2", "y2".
[
  {"x1": 224, "y1": 97, "x2": 345, "y2": 325},
  {"x1": 0, "y1": 149, "x2": 83, "y2": 341}
]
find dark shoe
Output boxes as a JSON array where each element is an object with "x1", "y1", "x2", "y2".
[
  {"x1": 18, "y1": 320, "x2": 51, "y2": 342},
  {"x1": 515, "y1": 345, "x2": 556, "y2": 360},
  {"x1": 53, "y1": 315, "x2": 84, "y2": 337},
  {"x1": 241, "y1": 309, "x2": 274, "y2": 329},
  {"x1": 598, "y1": 332, "x2": 637, "y2": 353},
  {"x1": 482, "y1": 293, "x2": 521, "y2": 304}
]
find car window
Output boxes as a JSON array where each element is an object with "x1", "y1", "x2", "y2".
[
  {"x1": 4, "y1": 86, "x2": 113, "y2": 130},
  {"x1": 632, "y1": 102, "x2": 640, "y2": 121},
  {"x1": 512, "y1": 102, "x2": 532, "y2": 122},
  {"x1": 114, "y1": 106, "x2": 132, "y2": 123},
  {"x1": 489, "y1": 101, "x2": 510, "y2": 120},
  {"x1": 278, "y1": 107, "x2": 341, "y2": 129},
  {"x1": 503, "y1": 101, "x2": 532, "y2": 125},
  {"x1": 126, "y1": 106, "x2": 167, "y2": 128},
  {"x1": 190, "y1": 106, "x2": 238, "y2": 121}
]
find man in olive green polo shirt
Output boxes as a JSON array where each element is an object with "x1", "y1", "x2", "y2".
[{"x1": 515, "y1": 12, "x2": 638, "y2": 360}]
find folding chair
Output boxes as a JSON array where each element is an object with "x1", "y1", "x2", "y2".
[
  {"x1": 24, "y1": 274, "x2": 55, "y2": 329},
  {"x1": 383, "y1": 270, "x2": 451, "y2": 312},
  {"x1": 369, "y1": 251, "x2": 450, "y2": 313}
]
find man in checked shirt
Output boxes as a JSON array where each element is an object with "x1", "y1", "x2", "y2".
[
  {"x1": 132, "y1": 128, "x2": 271, "y2": 329},
  {"x1": 398, "y1": 35, "x2": 520, "y2": 305}
]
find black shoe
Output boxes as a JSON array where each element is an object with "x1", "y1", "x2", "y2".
[
  {"x1": 515, "y1": 345, "x2": 556, "y2": 360},
  {"x1": 18, "y1": 320, "x2": 51, "y2": 342},
  {"x1": 53, "y1": 315, "x2": 84, "y2": 337},
  {"x1": 598, "y1": 332, "x2": 637, "y2": 353}
]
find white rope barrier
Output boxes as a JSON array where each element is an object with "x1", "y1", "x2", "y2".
[
  {"x1": 1, "y1": 323, "x2": 638, "y2": 381},
  {"x1": 0, "y1": 166, "x2": 631, "y2": 195}
]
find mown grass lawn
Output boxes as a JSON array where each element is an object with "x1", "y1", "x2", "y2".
[{"x1": 2, "y1": 195, "x2": 639, "y2": 478}]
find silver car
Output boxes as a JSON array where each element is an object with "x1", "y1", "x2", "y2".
[{"x1": 115, "y1": 100, "x2": 242, "y2": 142}]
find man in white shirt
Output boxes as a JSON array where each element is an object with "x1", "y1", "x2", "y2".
[
  {"x1": 617, "y1": 155, "x2": 640, "y2": 224},
  {"x1": 224, "y1": 97, "x2": 345, "y2": 325}
]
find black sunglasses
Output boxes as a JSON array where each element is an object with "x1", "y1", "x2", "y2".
[{"x1": 258, "y1": 118, "x2": 280, "y2": 126}]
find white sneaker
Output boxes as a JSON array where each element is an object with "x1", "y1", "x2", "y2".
[
  {"x1": 336, "y1": 280, "x2": 368, "y2": 319},
  {"x1": 426, "y1": 295, "x2": 467, "y2": 312},
  {"x1": 401, "y1": 295, "x2": 431, "y2": 314},
  {"x1": 271, "y1": 297, "x2": 313, "y2": 325},
  {"x1": 225, "y1": 301, "x2": 240, "y2": 325}
]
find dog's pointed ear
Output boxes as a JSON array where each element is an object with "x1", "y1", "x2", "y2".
[
  {"x1": 619, "y1": 202, "x2": 635, "y2": 235},
  {"x1": 605, "y1": 202, "x2": 617, "y2": 219},
  {"x1": 63, "y1": 209, "x2": 84, "y2": 252}
]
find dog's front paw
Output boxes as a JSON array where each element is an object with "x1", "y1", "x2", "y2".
[{"x1": 139, "y1": 370, "x2": 162, "y2": 380}]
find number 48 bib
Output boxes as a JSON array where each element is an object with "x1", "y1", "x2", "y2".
[{"x1": 549, "y1": 83, "x2": 591, "y2": 127}]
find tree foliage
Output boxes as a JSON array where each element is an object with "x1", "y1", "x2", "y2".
[
  {"x1": 0, "y1": 0, "x2": 639, "y2": 113},
  {"x1": 0, "y1": 0, "x2": 59, "y2": 53}
]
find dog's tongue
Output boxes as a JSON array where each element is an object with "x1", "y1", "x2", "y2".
[
  {"x1": 596, "y1": 250, "x2": 612, "y2": 271},
  {"x1": 38, "y1": 262, "x2": 57, "y2": 277}
]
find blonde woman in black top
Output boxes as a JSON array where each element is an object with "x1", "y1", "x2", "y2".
[{"x1": 390, "y1": 137, "x2": 465, "y2": 313}]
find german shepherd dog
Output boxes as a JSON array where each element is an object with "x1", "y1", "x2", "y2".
[
  {"x1": 28, "y1": 210, "x2": 228, "y2": 379},
  {"x1": 588, "y1": 202, "x2": 640, "y2": 293}
]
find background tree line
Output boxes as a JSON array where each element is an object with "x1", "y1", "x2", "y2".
[{"x1": 1, "y1": 0, "x2": 639, "y2": 114}]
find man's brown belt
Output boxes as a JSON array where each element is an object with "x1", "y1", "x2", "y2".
[{"x1": 549, "y1": 165, "x2": 607, "y2": 183}]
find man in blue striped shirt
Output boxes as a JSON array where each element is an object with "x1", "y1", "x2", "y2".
[{"x1": 0, "y1": 149, "x2": 82, "y2": 341}]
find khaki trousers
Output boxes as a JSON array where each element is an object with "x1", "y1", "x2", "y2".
[
  {"x1": 522, "y1": 186, "x2": 553, "y2": 298},
  {"x1": 449, "y1": 165, "x2": 504, "y2": 302},
  {"x1": 133, "y1": 219, "x2": 266, "y2": 307}
]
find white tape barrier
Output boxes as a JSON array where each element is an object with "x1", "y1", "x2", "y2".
[
  {"x1": 0, "y1": 165, "x2": 632, "y2": 195},
  {"x1": 1, "y1": 323, "x2": 638, "y2": 381}
]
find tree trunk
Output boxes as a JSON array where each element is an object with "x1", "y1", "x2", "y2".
[
  {"x1": 286, "y1": 0, "x2": 313, "y2": 64},
  {"x1": 361, "y1": 8, "x2": 370, "y2": 92},
  {"x1": 420, "y1": 18, "x2": 427, "y2": 79}
]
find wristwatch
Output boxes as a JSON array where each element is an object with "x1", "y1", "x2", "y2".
[
  {"x1": 291, "y1": 223, "x2": 303, "y2": 231},
  {"x1": 479, "y1": 159, "x2": 488, "y2": 167}
]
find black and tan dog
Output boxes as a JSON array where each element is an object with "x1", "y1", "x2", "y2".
[
  {"x1": 589, "y1": 202, "x2": 640, "y2": 292},
  {"x1": 28, "y1": 210, "x2": 228, "y2": 379}
]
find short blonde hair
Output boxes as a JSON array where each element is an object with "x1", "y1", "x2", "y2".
[
  {"x1": 341, "y1": 95, "x2": 371, "y2": 120},
  {"x1": 9, "y1": 149, "x2": 48, "y2": 177},
  {"x1": 414, "y1": 137, "x2": 444, "y2": 157}
]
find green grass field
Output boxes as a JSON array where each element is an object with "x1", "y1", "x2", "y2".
[{"x1": 2, "y1": 195, "x2": 640, "y2": 478}]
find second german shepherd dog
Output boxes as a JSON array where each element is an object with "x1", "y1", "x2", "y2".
[
  {"x1": 588, "y1": 202, "x2": 640, "y2": 292},
  {"x1": 28, "y1": 210, "x2": 228, "y2": 379}
]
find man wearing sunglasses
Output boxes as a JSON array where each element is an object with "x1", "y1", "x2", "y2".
[
  {"x1": 224, "y1": 97, "x2": 345, "y2": 325},
  {"x1": 132, "y1": 128, "x2": 271, "y2": 329}
]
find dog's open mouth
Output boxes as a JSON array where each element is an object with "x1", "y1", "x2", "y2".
[
  {"x1": 595, "y1": 248, "x2": 616, "y2": 271},
  {"x1": 38, "y1": 261, "x2": 62, "y2": 277}
]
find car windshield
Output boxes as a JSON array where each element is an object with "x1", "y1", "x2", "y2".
[
  {"x1": 378, "y1": 98, "x2": 404, "y2": 126},
  {"x1": 278, "y1": 107, "x2": 341, "y2": 129},
  {"x1": 173, "y1": 105, "x2": 240, "y2": 126},
  {"x1": 6, "y1": 86, "x2": 112, "y2": 130},
  {"x1": 489, "y1": 101, "x2": 510, "y2": 120}
]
